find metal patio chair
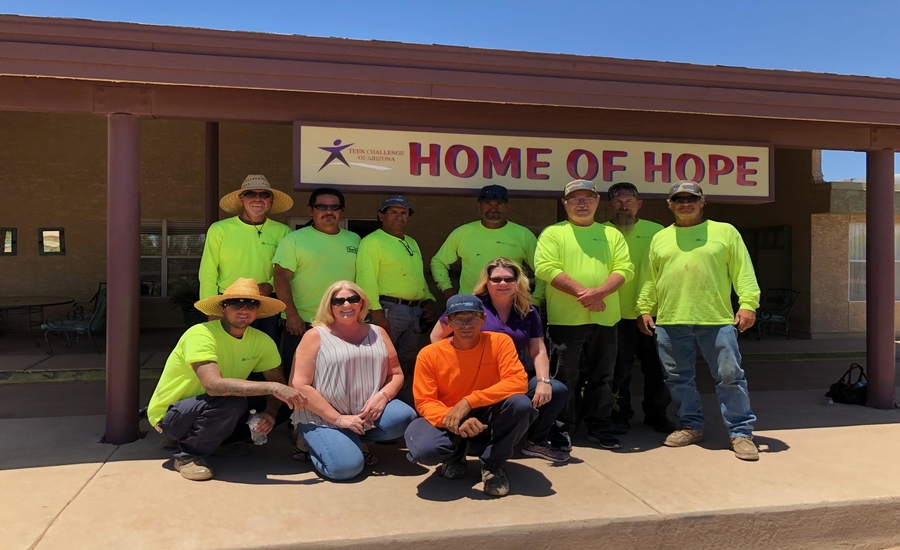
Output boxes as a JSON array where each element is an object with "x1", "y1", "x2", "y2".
[
  {"x1": 756, "y1": 288, "x2": 801, "y2": 340},
  {"x1": 42, "y1": 288, "x2": 107, "y2": 354}
]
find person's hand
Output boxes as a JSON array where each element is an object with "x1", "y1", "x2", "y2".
[
  {"x1": 421, "y1": 300, "x2": 437, "y2": 323},
  {"x1": 532, "y1": 380, "x2": 552, "y2": 408},
  {"x1": 734, "y1": 309, "x2": 756, "y2": 333},
  {"x1": 285, "y1": 314, "x2": 306, "y2": 336},
  {"x1": 441, "y1": 399, "x2": 472, "y2": 434},
  {"x1": 336, "y1": 413, "x2": 367, "y2": 435},
  {"x1": 257, "y1": 283, "x2": 274, "y2": 297},
  {"x1": 207, "y1": 314, "x2": 222, "y2": 322},
  {"x1": 271, "y1": 383, "x2": 307, "y2": 410},
  {"x1": 359, "y1": 391, "x2": 389, "y2": 423},
  {"x1": 254, "y1": 411, "x2": 276, "y2": 435},
  {"x1": 458, "y1": 417, "x2": 487, "y2": 438},
  {"x1": 442, "y1": 288, "x2": 457, "y2": 300},
  {"x1": 576, "y1": 287, "x2": 607, "y2": 312},
  {"x1": 637, "y1": 314, "x2": 656, "y2": 336},
  {"x1": 370, "y1": 310, "x2": 391, "y2": 334}
]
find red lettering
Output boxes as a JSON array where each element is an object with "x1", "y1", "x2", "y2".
[
  {"x1": 644, "y1": 152, "x2": 672, "y2": 183},
  {"x1": 566, "y1": 149, "x2": 599, "y2": 180},
  {"x1": 708, "y1": 155, "x2": 735, "y2": 186},
  {"x1": 736, "y1": 156, "x2": 759, "y2": 186},
  {"x1": 526, "y1": 148, "x2": 552, "y2": 180},
  {"x1": 483, "y1": 147, "x2": 521, "y2": 179},
  {"x1": 675, "y1": 153, "x2": 705, "y2": 182},
  {"x1": 409, "y1": 143, "x2": 440, "y2": 177},
  {"x1": 602, "y1": 151, "x2": 627, "y2": 181},
  {"x1": 445, "y1": 145, "x2": 479, "y2": 178}
]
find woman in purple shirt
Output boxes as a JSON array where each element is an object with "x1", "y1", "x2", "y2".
[{"x1": 431, "y1": 257, "x2": 570, "y2": 462}]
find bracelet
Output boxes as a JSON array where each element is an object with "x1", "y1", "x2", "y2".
[
  {"x1": 336, "y1": 415, "x2": 342, "y2": 427},
  {"x1": 378, "y1": 390, "x2": 390, "y2": 401}
]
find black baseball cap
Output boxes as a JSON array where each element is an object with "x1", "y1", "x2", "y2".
[{"x1": 478, "y1": 185, "x2": 509, "y2": 203}]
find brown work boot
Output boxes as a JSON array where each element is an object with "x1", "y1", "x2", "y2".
[
  {"x1": 664, "y1": 427, "x2": 705, "y2": 447},
  {"x1": 730, "y1": 436, "x2": 759, "y2": 461},
  {"x1": 174, "y1": 458, "x2": 214, "y2": 481}
]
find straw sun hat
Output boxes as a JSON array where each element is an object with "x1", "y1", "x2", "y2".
[
  {"x1": 194, "y1": 278, "x2": 286, "y2": 319},
  {"x1": 219, "y1": 175, "x2": 294, "y2": 215}
]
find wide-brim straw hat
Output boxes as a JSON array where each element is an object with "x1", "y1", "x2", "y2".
[
  {"x1": 219, "y1": 174, "x2": 294, "y2": 215},
  {"x1": 194, "y1": 278, "x2": 286, "y2": 319}
]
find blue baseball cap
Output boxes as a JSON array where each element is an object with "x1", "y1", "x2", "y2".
[
  {"x1": 379, "y1": 195, "x2": 413, "y2": 215},
  {"x1": 445, "y1": 294, "x2": 485, "y2": 316}
]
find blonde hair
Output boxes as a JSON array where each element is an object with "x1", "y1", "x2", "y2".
[
  {"x1": 312, "y1": 280, "x2": 370, "y2": 326},
  {"x1": 471, "y1": 257, "x2": 532, "y2": 320}
]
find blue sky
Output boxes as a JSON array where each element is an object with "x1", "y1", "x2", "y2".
[{"x1": 5, "y1": 0, "x2": 899, "y2": 180}]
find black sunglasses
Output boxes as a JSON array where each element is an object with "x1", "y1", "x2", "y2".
[
  {"x1": 312, "y1": 204, "x2": 343, "y2": 212},
  {"x1": 241, "y1": 191, "x2": 273, "y2": 199},
  {"x1": 220, "y1": 298, "x2": 260, "y2": 310},
  {"x1": 489, "y1": 276, "x2": 517, "y2": 284},
  {"x1": 670, "y1": 195, "x2": 702, "y2": 204},
  {"x1": 331, "y1": 294, "x2": 362, "y2": 306}
]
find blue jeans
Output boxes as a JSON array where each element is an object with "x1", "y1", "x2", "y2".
[
  {"x1": 655, "y1": 325, "x2": 755, "y2": 438},
  {"x1": 297, "y1": 399, "x2": 417, "y2": 481}
]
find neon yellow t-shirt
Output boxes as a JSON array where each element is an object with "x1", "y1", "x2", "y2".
[
  {"x1": 430, "y1": 220, "x2": 544, "y2": 303},
  {"x1": 147, "y1": 321, "x2": 280, "y2": 425},
  {"x1": 271, "y1": 226, "x2": 360, "y2": 322},
  {"x1": 636, "y1": 220, "x2": 760, "y2": 325},
  {"x1": 534, "y1": 221, "x2": 634, "y2": 327},
  {"x1": 602, "y1": 219, "x2": 664, "y2": 319},
  {"x1": 356, "y1": 229, "x2": 435, "y2": 311},
  {"x1": 198, "y1": 216, "x2": 291, "y2": 300}
]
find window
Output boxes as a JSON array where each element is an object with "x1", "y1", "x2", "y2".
[
  {"x1": 140, "y1": 220, "x2": 206, "y2": 297},
  {"x1": 38, "y1": 227, "x2": 65, "y2": 255},
  {"x1": 0, "y1": 228, "x2": 15, "y2": 256},
  {"x1": 848, "y1": 222, "x2": 900, "y2": 301}
]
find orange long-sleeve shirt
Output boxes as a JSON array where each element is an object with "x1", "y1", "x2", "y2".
[{"x1": 413, "y1": 332, "x2": 528, "y2": 427}]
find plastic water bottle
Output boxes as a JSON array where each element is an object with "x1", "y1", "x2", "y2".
[
  {"x1": 822, "y1": 397, "x2": 834, "y2": 406},
  {"x1": 247, "y1": 409, "x2": 267, "y2": 445}
]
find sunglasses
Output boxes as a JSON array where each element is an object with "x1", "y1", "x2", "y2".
[
  {"x1": 220, "y1": 298, "x2": 260, "y2": 310},
  {"x1": 241, "y1": 191, "x2": 273, "y2": 199},
  {"x1": 312, "y1": 204, "x2": 344, "y2": 212},
  {"x1": 489, "y1": 276, "x2": 517, "y2": 284},
  {"x1": 670, "y1": 195, "x2": 702, "y2": 204},
  {"x1": 331, "y1": 294, "x2": 362, "y2": 306}
]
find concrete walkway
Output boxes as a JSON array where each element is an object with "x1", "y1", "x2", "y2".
[{"x1": 4, "y1": 388, "x2": 900, "y2": 550}]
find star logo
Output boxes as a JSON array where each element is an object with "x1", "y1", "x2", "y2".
[{"x1": 317, "y1": 139, "x2": 354, "y2": 172}]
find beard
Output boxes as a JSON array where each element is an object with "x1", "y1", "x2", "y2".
[{"x1": 613, "y1": 211, "x2": 636, "y2": 230}]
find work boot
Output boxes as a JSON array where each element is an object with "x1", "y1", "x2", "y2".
[
  {"x1": 730, "y1": 436, "x2": 759, "y2": 461},
  {"x1": 664, "y1": 428, "x2": 705, "y2": 447},
  {"x1": 481, "y1": 466, "x2": 510, "y2": 497},
  {"x1": 440, "y1": 457, "x2": 467, "y2": 479},
  {"x1": 174, "y1": 458, "x2": 214, "y2": 481}
]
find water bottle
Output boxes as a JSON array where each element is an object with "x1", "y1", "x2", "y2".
[
  {"x1": 247, "y1": 409, "x2": 267, "y2": 445},
  {"x1": 822, "y1": 397, "x2": 833, "y2": 406}
]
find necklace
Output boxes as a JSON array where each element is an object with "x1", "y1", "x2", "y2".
[{"x1": 240, "y1": 215, "x2": 266, "y2": 238}]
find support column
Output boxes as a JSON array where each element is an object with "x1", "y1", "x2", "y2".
[
  {"x1": 205, "y1": 122, "x2": 220, "y2": 229},
  {"x1": 105, "y1": 114, "x2": 142, "y2": 444},
  {"x1": 865, "y1": 149, "x2": 896, "y2": 409}
]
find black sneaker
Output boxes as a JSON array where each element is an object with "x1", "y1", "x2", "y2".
[
  {"x1": 644, "y1": 416, "x2": 677, "y2": 434},
  {"x1": 612, "y1": 419, "x2": 630, "y2": 435},
  {"x1": 549, "y1": 426, "x2": 572, "y2": 452},
  {"x1": 586, "y1": 431, "x2": 622, "y2": 449},
  {"x1": 481, "y1": 466, "x2": 509, "y2": 497}
]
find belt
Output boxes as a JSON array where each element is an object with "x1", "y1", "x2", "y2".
[{"x1": 379, "y1": 295, "x2": 422, "y2": 307}]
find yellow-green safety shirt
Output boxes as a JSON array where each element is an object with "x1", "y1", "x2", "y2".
[
  {"x1": 356, "y1": 228, "x2": 435, "y2": 311},
  {"x1": 535, "y1": 221, "x2": 634, "y2": 327},
  {"x1": 271, "y1": 226, "x2": 360, "y2": 322},
  {"x1": 147, "y1": 320, "x2": 280, "y2": 426},
  {"x1": 198, "y1": 216, "x2": 291, "y2": 300},
  {"x1": 636, "y1": 220, "x2": 760, "y2": 325},
  {"x1": 602, "y1": 219, "x2": 664, "y2": 319}
]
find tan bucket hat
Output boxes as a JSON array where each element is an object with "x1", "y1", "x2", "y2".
[
  {"x1": 219, "y1": 175, "x2": 294, "y2": 215},
  {"x1": 194, "y1": 278, "x2": 286, "y2": 319}
]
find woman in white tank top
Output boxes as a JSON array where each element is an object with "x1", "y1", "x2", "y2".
[{"x1": 289, "y1": 281, "x2": 417, "y2": 480}]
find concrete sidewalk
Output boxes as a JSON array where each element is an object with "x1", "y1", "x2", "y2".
[{"x1": 4, "y1": 388, "x2": 900, "y2": 550}]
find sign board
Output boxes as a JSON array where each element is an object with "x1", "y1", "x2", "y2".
[{"x1": 294, "y1": 123, "x2": 772, "y2": 201}]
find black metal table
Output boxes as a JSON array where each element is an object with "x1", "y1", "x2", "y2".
[{"x1": 0, "y1": 296, "x2": 74, "y2": 345}]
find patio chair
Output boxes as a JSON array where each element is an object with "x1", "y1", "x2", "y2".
[
  {"x1": 42, "y1": 288, "x2": 107, "y2": 354},
  {"x1": 756, "y1": 288, "x2": 800, "y2": 340},
  {"x1": 68, "y1": 282, "x2": 106, "y2": 320}
]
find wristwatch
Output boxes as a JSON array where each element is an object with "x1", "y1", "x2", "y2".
[{"x1": 537, "y1": 377, "x2": 552, "y2": 384}]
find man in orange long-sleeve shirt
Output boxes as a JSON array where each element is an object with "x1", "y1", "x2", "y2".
[{"x1": 404, "y1": 294, "x2": 536, "y2": 497}]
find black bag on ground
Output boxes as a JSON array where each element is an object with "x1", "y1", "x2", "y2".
[{"x1": 825, "y1": 363, "x2": 868, "y2": 405}]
